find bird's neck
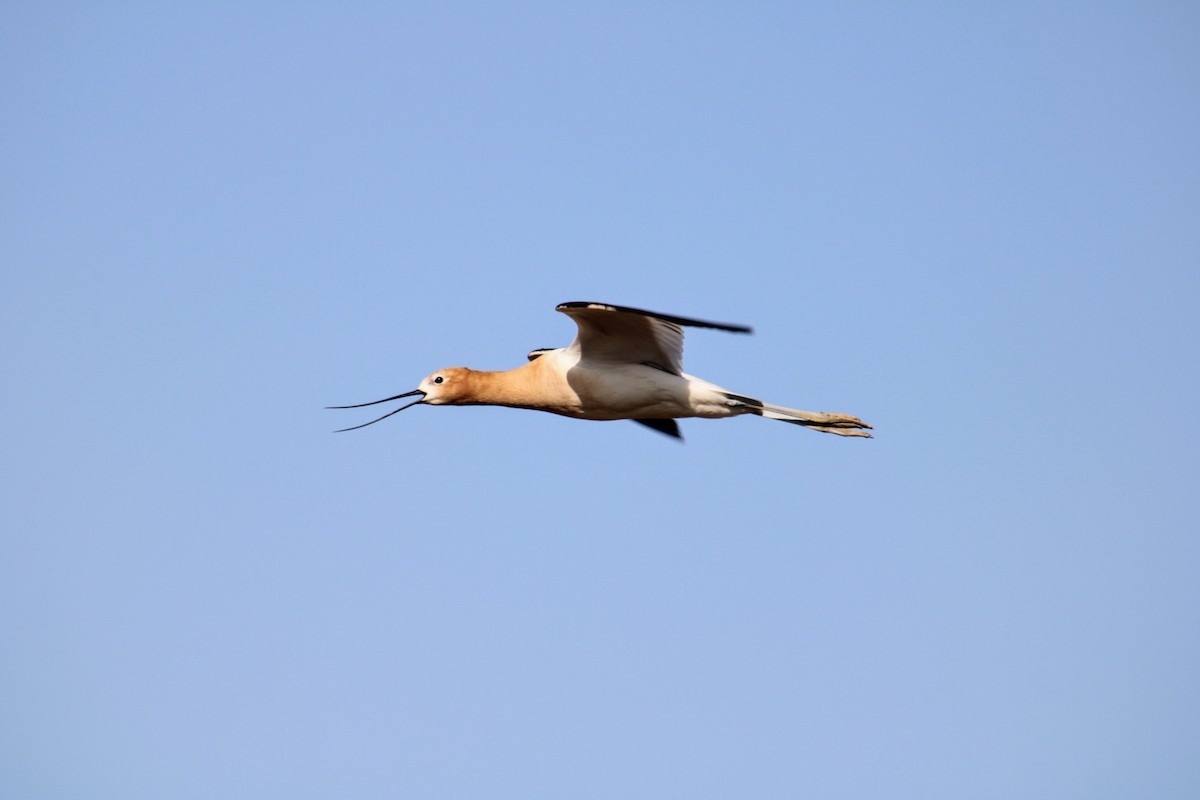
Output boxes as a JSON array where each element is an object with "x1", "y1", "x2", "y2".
[{"x1": 458, "y1": 362, "x2": 567, "y2": 412}]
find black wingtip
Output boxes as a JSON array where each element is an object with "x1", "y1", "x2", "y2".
[
  {"x1": 557, "y1": 302, "x2": 752, "y2": 334},
  {"x1": 633, "y1": 418, "x2": 684, "y2": 440}
]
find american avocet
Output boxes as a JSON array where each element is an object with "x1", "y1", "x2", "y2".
[{"x1": 330, "y1": 302, "x2": 872, "y2": 440}]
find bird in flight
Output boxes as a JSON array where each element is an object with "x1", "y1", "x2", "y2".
[{"x1": 329, "y1": 301, "x2": 872, "y2": 440}]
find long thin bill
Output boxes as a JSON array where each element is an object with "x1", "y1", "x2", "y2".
[
  {"x1": 327, "y1": 388, "x2": 425, "y2": 432},
  {"x1": 331, "y1": 398, "x2": 424, "y2": 431},
  {"x1": 326, "y1": 389, "x2": 423, "y2": 410}
]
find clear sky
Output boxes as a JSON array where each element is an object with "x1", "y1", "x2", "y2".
[{"x1": 3, "y1": 3, "x2": 1198, "y2": 798}]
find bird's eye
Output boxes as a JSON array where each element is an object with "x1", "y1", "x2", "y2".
[{"x1": 433, "y1": 376, "x2": 444, "y2": 384}]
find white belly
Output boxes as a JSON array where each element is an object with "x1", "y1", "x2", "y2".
[{"x1": 562, "y1": 363, "x2": 736, "y2": 420}]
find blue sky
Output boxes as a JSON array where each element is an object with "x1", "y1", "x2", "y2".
[{"x1": 2, "y1": 3, "x2": 1198, "y2": 798}]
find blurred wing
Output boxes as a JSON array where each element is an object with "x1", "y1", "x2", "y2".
[{"x1": 556, "y1": 301, "x2": 752, "y2": 375}]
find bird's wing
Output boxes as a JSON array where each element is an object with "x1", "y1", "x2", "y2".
[
  {"x1": 556, "y1": 302, "x2": 752, "y2": 375},
  {"x1": 632, "y1": 418, "x2": 683, "y2": 439}
]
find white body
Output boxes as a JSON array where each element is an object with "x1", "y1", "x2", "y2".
[{"x1": 539, "y1": 346, "x2": 741, "y2": 420}]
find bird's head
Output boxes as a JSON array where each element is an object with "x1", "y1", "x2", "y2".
[
  {"x1": 327, "y1": 367, "x2": 473, "y2": 431},
  {"x1": 415, "y1": 367, "x2": 472, "y2": 405}
]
